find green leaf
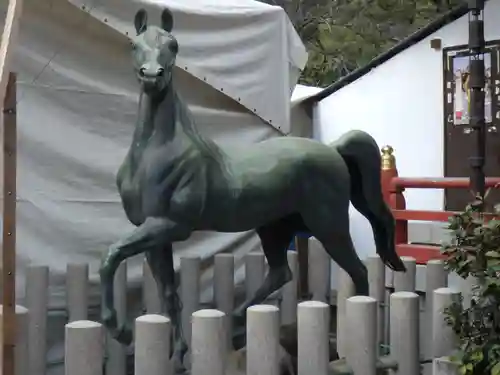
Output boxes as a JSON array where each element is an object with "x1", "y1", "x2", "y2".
[
  {"x1": 491, "y1": 361, "x2": 500, "y2": 375},
  {"x1": 470, "y1": 349, "x2": 483, "y2": 362},
  {"x1": 450, "y1": 353, "x2": 464, "y2": 364},
  {"x1": 459, "y1": 364, "x2": 469, "y2": 375}
]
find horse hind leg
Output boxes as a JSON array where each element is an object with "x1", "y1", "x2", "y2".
[
  {"x1": 232, "y1": 217, "x2": 296, "y2": 324},
  {"x1": 234, "y1": 220, "x2": 295, "y2": 315},
  {"x1": 231, "y1": 218, "x2": 296, "y2": 351},
  {"x1": 302, "y1": 204, "x2": 369, "y2": 296}
]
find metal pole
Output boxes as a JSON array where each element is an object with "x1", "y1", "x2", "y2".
[{"x1": 467, "y1": 0, "x2": 486, "y2": 206}]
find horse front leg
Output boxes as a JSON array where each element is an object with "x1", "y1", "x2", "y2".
[
  {"x1": 146, "y1": 246, "x2": 188, "y2": 373},
  {"x1": 99, "y1": 217, "x2": 175, "y2": 345}
]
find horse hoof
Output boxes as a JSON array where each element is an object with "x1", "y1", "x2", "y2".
[
  {"x1": 116, "y1": 326, "x2": 133, "y2": 346},
  {"x1": 232, "y1": 327, "x2": 246, "y2": 351},
  {"x1": 232, "y1": 313, "x2": 246, "y2": 329},
  {"x1": 171, "y1": 354, "x2": 187, "y2": 375}
]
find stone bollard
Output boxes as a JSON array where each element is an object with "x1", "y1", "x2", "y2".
[
  {"x1": 433, "y1": 356, "x2": 460, "y2": 375},
  {"x1": 308, "y1": 237, "x2": 331, "y2": 303},
  {"x1": 425, "y1": 260, "x2": 448, "y2": 366},
  {"x1": 135, "y1": 314, "x2": 171, "y2": 375},
  {"x1": 281, "y1": 251, "x2": 298, "y2": 325},
  {"x1": 214, "y1": 253, "x2": 235, "y2": 350},
  {"x1": 191, "y1": 309, "x2": 226, "y2": 375},
  {"x1": 298, "y1": 301, "x2": 330, "y2": 375},
  {"x1": 26, "y1": 265, "x2": 49, "y2": 375},
  {"x1": 366, "y1": 255, "x2": 385, "y2": 346},
  {"x1": 106, "y1": 262, "x2": 127, "y2": 375},
  {"x1": 142, "y1": 258, "x2": 161, "y2": 313},
  {"x1": 181, "y1": 255, "x2": 201, "y2": 356},
  {"x1": 393, "y1": 256, "x2": 416, "y2": 292},
  {"x1": 65, "y1": 320, "x2": 104, "y2": 375},
  {"x1": 345, "y1": 296, "x2": 377, "y2": 375},
  {"x1": 432, "y1": 288, "x2": 460, "y2": 358},
  {"x1": 67, "y1": 263, "x2": 89, "y2": 321},
  {"x1": 0, "y1": 305, "x2": 29, "y2": 375},
  {"x1": 247, "y1": 305, "x2": 280, "y2": 375},
  {"x1": 336, "y1": 267, "x2": 355, "y2": 358},
  {"x1": 460, "y1": 275, "x2": 476, "y2": 309},
  {"x1": 390, "y1": 292, "x2": 420, "y2": 375},
  {"x1": 245, "y1": 252, "x2": 265, "y2": 299}
]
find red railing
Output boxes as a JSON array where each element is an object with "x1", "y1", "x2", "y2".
[{"x1": 380, "y1": 145, "x2": 500, "y2": 265}]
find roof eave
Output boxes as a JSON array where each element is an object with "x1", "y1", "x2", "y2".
[{"x1": 304, "y1": 2, "x2": 470, "y2": 104}]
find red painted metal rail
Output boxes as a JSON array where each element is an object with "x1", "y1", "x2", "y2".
[{"x1": 380, "y1": 146, "x2": 500, "y2": 264}]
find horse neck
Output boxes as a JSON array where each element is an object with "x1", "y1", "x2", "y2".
[
  {"x1": 130, "y1": 80, "x2": 226, "y2": 168},
  {"x1": 167, "y1": 82, "x2": 226, "y2": 163},
  {"x1": 133, "y1": 85, "x2": 176, "y2": 144}
]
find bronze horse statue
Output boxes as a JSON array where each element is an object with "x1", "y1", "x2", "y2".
[{"x1": 99, "y1": 7, "x2": 406, "y2": 372}]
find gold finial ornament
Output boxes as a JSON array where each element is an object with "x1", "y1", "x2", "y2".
[{"x1": 381, "y1": 145, "x2": 396, "y2": 170}]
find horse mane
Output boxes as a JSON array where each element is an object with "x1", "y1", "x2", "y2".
[{"x1": 174, "y1": 90, "x2": 227, "y2": 164}]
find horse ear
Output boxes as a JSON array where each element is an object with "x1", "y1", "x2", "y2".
[
  {"x1": 160, "y1": 8, "x2": 173, "y2": 32},
  {"x1": 134, "y1": 8, "x2": 148, "y2": 35}
]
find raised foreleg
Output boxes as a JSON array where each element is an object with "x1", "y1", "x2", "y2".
[{"x1": 99, "y1": 216, "x2": 182, "y2": 345}]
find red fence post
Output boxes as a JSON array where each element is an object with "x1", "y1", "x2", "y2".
[{"x1": 380, "y1": 146, "x2": 408, "y2": 248}]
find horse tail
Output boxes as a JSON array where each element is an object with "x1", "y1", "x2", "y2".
[{"x1": 333, "y1": 130, "x2": 406, "y2": 273}]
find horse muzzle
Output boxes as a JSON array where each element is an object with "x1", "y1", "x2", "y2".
[
  {"x1": 140, "y1": 76, "x2": 169, "y2": 94},
  {"x1": 141, "y1": 77, "x2": 159, "y2": 90},
  {"x1": 138, "y1": 67, "x2": 168, "y2": 93}
]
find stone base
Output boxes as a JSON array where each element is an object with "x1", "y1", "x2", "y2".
[{"x1": 433, "y1": 357, "x2": 459, "y2": 375}]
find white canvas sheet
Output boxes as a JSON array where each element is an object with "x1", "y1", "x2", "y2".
[
  {"x1": 67, "y1": 0, "x2": 308, "y2": 133},
  {"x1": 0, "y1": 0, "x2": 308, "y2": 371}
]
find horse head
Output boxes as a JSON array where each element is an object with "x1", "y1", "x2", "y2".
[{"x1": 130, "y1": 8, "x2": 178, "y2": 95}]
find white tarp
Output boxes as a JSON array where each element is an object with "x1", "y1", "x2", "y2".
[
  {"x1": 67, "y1": 0, "x2": 308, "y2": 133},
  {"x1": 0, "y1": 0, "x2": 308, "y2": 371}
]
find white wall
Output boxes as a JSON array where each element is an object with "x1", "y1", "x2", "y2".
[{"x1": 313, "y1": 0, "x2": 500, "y2": 258}]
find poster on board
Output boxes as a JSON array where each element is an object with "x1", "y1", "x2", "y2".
[
  {"x1": 443, "y1": 43, "x2": 499, "y2": 127},
  {"x1": 452, "y1": 53, "x2": 492, "y2": 125}
]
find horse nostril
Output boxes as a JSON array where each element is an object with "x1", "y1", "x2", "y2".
[
  {"x1": 157, "y1": 68, "x2": 164, "y2": 77},
  {"x1": 139, "y1": 68, "x2": 146, "y2": 76}
]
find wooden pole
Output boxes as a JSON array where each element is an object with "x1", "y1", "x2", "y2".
[
  {"x1": 2, "y1": 72, "x2": 17, "y2": 375},
  {"x1": 0, "y1": 0, "x2": 23, "y2": 373}
]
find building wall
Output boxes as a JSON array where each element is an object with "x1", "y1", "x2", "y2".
[
  {"x1": 312, "y1": 0, "x2": 500, "y2": 263},
  {"x1": 314, "y1": 0, "x2": 500, "y2": 211}
]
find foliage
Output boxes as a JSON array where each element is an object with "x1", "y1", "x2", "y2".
[
  {"x1": 260, "y1": 0, "x2": 464, "y2": 86},
  {"x1": 442, "y1": 199, "x2": 500, "y2": 375}
]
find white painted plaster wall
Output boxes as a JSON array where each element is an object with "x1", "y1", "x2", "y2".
[{"x1": 313, "y1": 0, "x2": 500, "y2": 262}]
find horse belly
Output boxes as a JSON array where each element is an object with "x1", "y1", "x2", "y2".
[{"x1": 204, "y1": 181, "x2": 295, "y2": 232}]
